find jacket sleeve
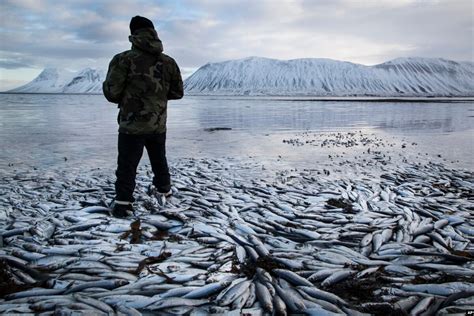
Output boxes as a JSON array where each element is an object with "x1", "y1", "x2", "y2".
[
  {"x1": 167, "y1": 59, "x2": 184, "y2": 100},
  {"x1": 103, "y1": 54, "x2": 128, "y2": 104}
]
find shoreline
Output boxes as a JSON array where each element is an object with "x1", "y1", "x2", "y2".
[{"x1": 1, "y1": 92, "x2": 473, "y2": 102}]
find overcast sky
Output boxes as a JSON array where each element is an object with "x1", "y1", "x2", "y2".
[{"x1": 0, "y1": 0, "x2": 472, "y2": 90}]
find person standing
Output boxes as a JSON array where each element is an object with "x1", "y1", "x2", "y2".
[{"x1": 103, "y1": 16, "x2": 183, "y2": 218}]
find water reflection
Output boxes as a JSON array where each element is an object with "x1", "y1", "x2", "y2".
[
  {"x1": 378, "y1": 118, "x2": 456, "y2": 133},
  {"x1": 187, "y1": 97, "x2": 472, "y2": 134},
  {"x1": 0, "y1": 94, "x2": 472, "y2": 169}
]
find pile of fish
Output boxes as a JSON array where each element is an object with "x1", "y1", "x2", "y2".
[
  {"x1": 282, "y1": 131, "x2": 412, "y2": 150},
  {"x1": 0, "y1": 158, "x2": 473, "y2": 315}
]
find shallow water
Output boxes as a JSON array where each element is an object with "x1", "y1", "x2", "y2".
[{"x1": 0, "y1": 94, "x2": 472, "y2": 170}]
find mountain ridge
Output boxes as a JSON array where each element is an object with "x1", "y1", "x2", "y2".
[
  {"x1": 7, "y1": 57, "x2": 474, "y2": 96},
  {"x1": 8, "y1": 68, "x2": 105, "y2": 94},
  {"x1": 184, "y1": 56, "x2": 474, "y2": 97}
]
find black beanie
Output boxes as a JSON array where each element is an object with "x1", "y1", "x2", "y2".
[{"x1": 130, "y1": 16, "x2": 154, "y2": 34}]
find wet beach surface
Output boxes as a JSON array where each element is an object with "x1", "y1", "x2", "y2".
[{"x1": 0, "y1": 94, "x2": 473, "y2": 314}]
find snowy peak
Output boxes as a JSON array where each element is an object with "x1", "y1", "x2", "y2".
[
  {"x1": 63, "y1": 68, "x2": 105, "y2": 93},
  {"x1": 34, "y1": 68, "x2": 59, "y2": 82},
  {"x1": 185, "y1": 57, "x2": 474, "y2": 96},
  {"x1": 375, "y1": 57, "x2": 471, "y2": 75},
  {"x1": 9, "y1": 68, "x2": 105, "y2": 94},
  {"x1": 8, "y1": 57, "x2": 474, "y2": 96},
  {"x1": 9, "y1": 68, "x2": 75, "y2": 93}
]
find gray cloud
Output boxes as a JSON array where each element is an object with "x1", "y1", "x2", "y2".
[
  {"x1": 161, "y1": 0, "x2": 473, "y2": 67},
  {"x1": 0, "y1": 52, "x2": 35, "y2": 69},
  {"x1": 0, "y1": 0, "x2": 472, "y2": 82},
  {"x1": 0, "y1": 60, "x2": 31, "y2": 69}
]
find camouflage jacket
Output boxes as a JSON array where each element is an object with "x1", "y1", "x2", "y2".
[{"x1": 103, "y1": 28, "x2": 183, "y2": 134}]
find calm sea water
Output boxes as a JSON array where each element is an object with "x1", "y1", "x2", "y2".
[{"x1": 0, "y1": 94, "x2": 472, "y2": 170}]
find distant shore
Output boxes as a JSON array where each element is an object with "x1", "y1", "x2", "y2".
[
  {"x1": 188, "y1": 95, "x2": 474, "y2": 103},
  {"x1": 1, "y1": 92, "x2": 473, "y2": 102}
]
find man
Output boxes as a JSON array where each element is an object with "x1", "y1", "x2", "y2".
[{"x1": 103, "y1": 16, "x2": 183, "y2": 218}]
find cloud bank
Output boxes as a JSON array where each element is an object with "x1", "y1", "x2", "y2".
[{"x1": 0, "y1": 0, "x2": 472, "y2": 90}]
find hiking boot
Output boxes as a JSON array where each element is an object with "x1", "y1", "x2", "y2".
[{"x1": 110, "y1": 200, "x2": 134, "y2": 218}]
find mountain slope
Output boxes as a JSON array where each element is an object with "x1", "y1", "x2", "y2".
[
  {"x1": 8, "y1": 57, "x2": 474, "y2": 96},
  {"x1": 184, "y1": 57, "x2": 474, "y2": 96},
  {"x1": 9, "y1": 68, "x2": 75, "y2": 93},
  {"x1": 9, "y1": 68, "x2": 105, "y2": 94},
  {"x1": 62, "y1": 68, "x2": 105, "y2": 93}
]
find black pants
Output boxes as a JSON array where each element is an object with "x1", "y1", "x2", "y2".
[{"x1": 115, "y1": 132, "x2": 171, "y2": 202}]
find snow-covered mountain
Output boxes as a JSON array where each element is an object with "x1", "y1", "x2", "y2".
[
  {"x1": 9, "y1": 68, "x2": 105, "y2": 94},
  {"x1": 62, "y1": 68, "x2": 105, "y2": 93},
  {"x1": 8, "y1": 57, "x2": 474, "y2": 96},
  {"x1": 184, "y1": 57, "x2": 474, "y2": 96}
]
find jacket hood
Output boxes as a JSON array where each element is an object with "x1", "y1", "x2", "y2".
[{"x1": 129, "y1": 28, "x2": 163, "y2": 55}]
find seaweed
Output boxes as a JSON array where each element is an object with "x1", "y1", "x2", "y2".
[
  {"x1": 233, "y1": 255, "x2": 286, "y2": 278},
  {"x1": 150, "y1": 229, "x2": 183, "y2": 242},
  {"x1": 325, "y1": 271, "x2": 390, "y2": 305},
  {"x1": 411, "y1": 273, "x2": 474, "y2": 284},
  {"x1": 120, "y1": 219, "x2": 142, "y2": 244},
  {"x1": 326, "y1": 198, "x2": 354, "y2": 212},
  {"x1": 134, "y1": 251, "x2": 172, "y2": 275},
  {"x1": 151, "y1": 229, "x2": 169, "y2": 240},
  {"x1": 0, "y1": 259, "x2": 35, "y2": 297},
  {"x1": 204, "y1": 127, "x2": 232, "y2": 132}
]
